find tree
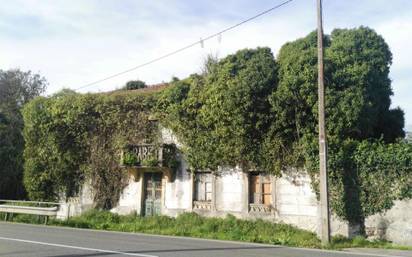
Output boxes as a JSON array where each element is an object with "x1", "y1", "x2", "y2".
[
  {"x1": 123, "y1": 80, "x2": 147, "y2": 90},
  {"x1": 0, "y1": 69, "x2": 47, "y2": 199},
  {"x1": 22, "y1": 90, "x2": 158, "y2": 206},
  {"x1": 268, "y1": 27, "x2": 407, "y2": 227},
  {"x1": 159, "y1": 47, "x2": 278, "y2": 169},
  {"x1": 160, "y1": 27, "x2": 409, "y2": 228}
]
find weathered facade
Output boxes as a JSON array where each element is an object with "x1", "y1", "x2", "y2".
[{"x1": 58, "y1": 128, "x2": 412, "y2": 246}]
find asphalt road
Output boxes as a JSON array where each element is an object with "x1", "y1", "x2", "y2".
[{"x1": 0, "y1": 222, "x2": 401, "y2": 257}]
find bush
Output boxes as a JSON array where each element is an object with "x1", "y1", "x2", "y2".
[
  {"x1": 22, "y1": 90, "x2": 160, "y2": 207},
  {"x1": 48, "y1": 211, "x2": 320, "y2": 248},
  {"x1": 7, "y1": 210, "x2": 411, "y2": 250},
  {"x1": 123, "y1": 80, "x2": 147, "y2": 90},
  {"x1": 156, "y1": 28, "x2": 411, "y2": 226}
]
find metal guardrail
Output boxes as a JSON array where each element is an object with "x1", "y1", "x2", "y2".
[
  {"x1": 0, "y1": 199, "x2": 61, "y2": 205},
  {"x1": 0, "y1": 199, "x2": 61, "y2": 224}
]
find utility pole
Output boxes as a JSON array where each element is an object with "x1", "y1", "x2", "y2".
[{"x1": 317, "y1": 0, "x2": 331, "y2": 245}]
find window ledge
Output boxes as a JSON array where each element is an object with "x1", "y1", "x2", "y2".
[
  {"x1": 249, "y1": 203, "x2": 273, "y2": 213},
  {"x1": 193, "y1": 201, "x2": 212, "y2": 210}
]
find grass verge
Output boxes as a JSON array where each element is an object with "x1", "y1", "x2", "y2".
[{"x1": 3, "y1": 210, "x2": 411, "y2": 250}]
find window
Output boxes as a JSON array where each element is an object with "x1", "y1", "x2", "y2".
[
  {"x1": 250, "y1": 173, "x2": 272, "y2": 206},
  {"x1": 194, "y1": 172, "x2": 213, "y2": 202}
]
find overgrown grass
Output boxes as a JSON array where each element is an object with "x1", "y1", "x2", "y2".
[
  {"x1": 3, "y1": 210, "x2": 411, "y2": 250},
  {"x1": 4, "y1": 211, "x2": 319, "y2": 247},
  {"x1": 328, "y1": 235, "x2": 412, "y2": 251}
]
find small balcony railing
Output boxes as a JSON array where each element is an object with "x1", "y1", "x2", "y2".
[{"x1": 120, "y1": 144, "x2": 164, "y2": 167}]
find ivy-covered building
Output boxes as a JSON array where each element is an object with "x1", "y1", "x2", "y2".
[
  {"x1": 69, "y1": 125, "x2": 349, "y2": 236},
  {"x1": 24, "y1": 82, "x2": 412, "y2": 246},
  {"x1": 23, "y1": 28, "x2": 412, "y2": 246},
  {"x1": 62, "y1": 123, "x2": 412, "y2": 247}
]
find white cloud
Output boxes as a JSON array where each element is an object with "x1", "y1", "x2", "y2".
[
  {"x1": 0, "y1": 0, "x2": 312, "y2": 92},
  {"x1": 375, "y1": 16, "x2": 412, "y2": 127},
  {"x1": 0, "y1": 0, "x2": 411, "y2": 126}
]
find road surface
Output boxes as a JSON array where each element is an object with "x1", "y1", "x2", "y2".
[{"x1": 0, "y1": 222, "x2": 404, "y2": 257}]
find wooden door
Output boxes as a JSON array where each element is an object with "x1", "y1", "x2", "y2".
[{"x1": 143, "y1": 173, "x2": 162, "y2": 216}]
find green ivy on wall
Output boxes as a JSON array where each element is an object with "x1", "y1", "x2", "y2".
[
  {"x1": 156, "y1": 28, "x2": 411, "y2": 228},
  {"x1": 120, "y1": 143, "x2": 179, "y2": 172},
  {"x1": 22, "y1": 89, "x2": 162, "y2": 208},
  {"x1": 22, "y1": 27, "x2": 412, "y2": 230}
]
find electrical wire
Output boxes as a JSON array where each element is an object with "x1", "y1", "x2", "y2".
[{"x1": 75, "y1": 0, "x2": 294, "y2": 91}]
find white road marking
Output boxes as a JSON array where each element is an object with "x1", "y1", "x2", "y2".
[
  {"x1": 0, "y1": 236, "x2": 158, "y2": 257},
  {"x1": 0, "y1": 223, "x2": 408, "y2": 257}
]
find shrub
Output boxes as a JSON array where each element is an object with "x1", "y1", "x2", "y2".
[{"x1": 22, "y1": 90, "x2": 160, "y2": 208}]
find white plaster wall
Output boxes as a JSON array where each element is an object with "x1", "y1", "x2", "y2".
[
  {"x1": 365, "y1": 199, "x2": 412, "y2": 246},
  {"x1": 274, "y1": 172, "x2": 318, "y2": 232},
  {"x1": 57, "y1": 179, "x2": 94, "y2": 219},
  {"x1": 80, "y1": 179, "x2": 94, "y2": 209},
  {"x1": 215, "y1": 167, "x2": 244, "y2": 212},
  {"x1": 56, "y1": 203, "x2": 70, "y2": 220},
  {"x1": 66, "y1": 164, "x2": 354, "y2": 240},
  {"x1": 329, "y1": 215, "x2": 354, "y2": 237},
  {"x1": 161, "y1": 127, "x2": 192, "y2": 211},
  {"x1": 164, "y1": 159, "x2": 192, "y2": 210},
  {"x1": 274, "y1": 172, "x2": 351, "y2": 237},
  {"x1": 111, "y1": 174, "x2": 142, "y2": 215},
  {"x1": 275, "y1": 172, "x2": 318, "y2": 217}
]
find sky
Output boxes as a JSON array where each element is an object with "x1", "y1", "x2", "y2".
[{"x1": 1, "y1": 0, "x2": 411, "y2": 129}]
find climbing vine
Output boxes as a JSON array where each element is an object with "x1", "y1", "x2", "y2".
[
  {"x1": 156, "y1": 28, "x2": 412, "y2": 226},
  {"x1": 157, "y1": 47, "x2": 278, "y2": 170},
  {"x1": 23, "y1": 27, "x2": 412, "y2": 227},
  {"x1": 23, "y1": 89, "x2": 162, "y2": 208}
]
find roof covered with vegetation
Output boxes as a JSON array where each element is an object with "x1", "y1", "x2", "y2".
[{"x1": 22, "y1": 27, "x2": 412, "y2": 226}]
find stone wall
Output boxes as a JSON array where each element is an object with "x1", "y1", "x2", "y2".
[
  {"x1": 111, "y1": 175, "x2": 142, "y2": 215},
  {"x1": 66, "y1": 161, "x2": 412, "y2": 246},
  {"x1": 365, "y1": 199, "x2": 412, "y2": 245},
  {"x1": 160, "y1": 164, "x2": 354, "y2": 238},
  {"x1": 275, "y1": 171, "x2": 318, "y2": 232},
  {"x1": 57, "y1": 180, "x2": 94, "y2": 219},
  {"x1": 163, "y1": 161, "x2": 192, "y2": 211},
  {"x1": 215, "y1": 167, "x2": 245, "y2": 213},
  {"x1": 61, "y1": 127, "x2": 411, "y2": 246}
]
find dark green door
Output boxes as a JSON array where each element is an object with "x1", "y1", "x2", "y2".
[{"x1": 143, "y1": 173, "x2": 162, "y2": 216}]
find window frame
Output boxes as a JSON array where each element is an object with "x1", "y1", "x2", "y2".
[
  {"x1": 193, "y1": 171, "x2": 213, "y2": 202},
  {"x1": 249, "y1": 172, "x2": 272, "y2": 206}
]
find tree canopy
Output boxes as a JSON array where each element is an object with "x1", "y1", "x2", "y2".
[
  {"x1": 268, "y1": 27, "x2": 403, "y2": 169},
  {"x1": 23, "y1": 90, "x2": 159, "y2": 208},
  {"x1": 158, "y1": 27, "x2": 409, "y2": 226},
  {"x1": 0, "y1": 69, "x2": 47, "y2": 199},
  {"x1": 265, "y1": 27, "x2": 407, "y2": 225},
  {"x1": 123, "y1": 80, "x2": 147, "y2": 90},
  {"x1": 158, "y1": 47, "x2": 278, "y2": 169}
]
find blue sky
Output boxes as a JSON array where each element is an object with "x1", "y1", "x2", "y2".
[{"x1": 1, "y1": 0, "x2": 411, "y2": 129}]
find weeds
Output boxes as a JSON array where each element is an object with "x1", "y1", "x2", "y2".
[{"x1": 5, "y1": 210, "x2": 411, "y2": 250}]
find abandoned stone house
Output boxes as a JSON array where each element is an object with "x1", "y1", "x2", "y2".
[{"x1": 61, "y1": 127, "x2": 412, "y2": 246}]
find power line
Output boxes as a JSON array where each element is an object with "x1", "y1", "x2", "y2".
[{"x1": 75, "y1": 0, "x2": 294, "y2": 91}]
